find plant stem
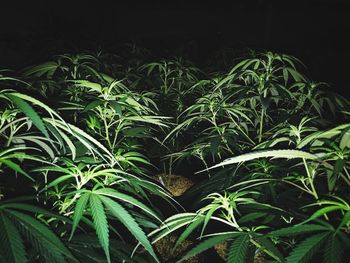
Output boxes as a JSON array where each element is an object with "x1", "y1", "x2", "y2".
[
  {"x1": 230, "y1": 117, "x2": 255, "y2": 145},
  {"x1": 258, "y1": 108, "x2": 265, "y2": 143},
  {"x1": 101, "y1": 104, "x2": 112, "y2": 149},
  {"x1": 250, "y1": 238, "x2": 282, "y2": 263},
  {"x1": 303, "y1": 158, "x2": 329, "y2": 220},
  {"x1": 302, "y1": 158, "x2": 318, "y2": 200},
  {"x1": 168, "y1": 155, "x2": 173, "y2": 176},
  {"x1": 342, "y1": 167, "x2": 350, "y2": 186}
]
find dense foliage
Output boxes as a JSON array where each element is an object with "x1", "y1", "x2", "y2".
[{"x1": 0, "y1": 47, "x2": 349, "y2": 262}]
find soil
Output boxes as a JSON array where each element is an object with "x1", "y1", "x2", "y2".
[
  {"x1": 154, "y1": 234, "x2": 199, "y2": 262},
  {"x1": 155, "y1": 174, "x2": 195, "y2": 197}
]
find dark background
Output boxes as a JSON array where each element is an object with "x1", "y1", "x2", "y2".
[{"x1": 1, "y1": 0, "x2": 350, "y2": 95}]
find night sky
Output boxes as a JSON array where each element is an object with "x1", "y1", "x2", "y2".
[{"x1": 1, "y1": 0, "x2": 350, "y2": 95}]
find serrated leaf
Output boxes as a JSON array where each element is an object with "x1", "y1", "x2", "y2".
[
  {"x1": 0, "y1": 203, "x2": 71, "y2": 224},
  {"x1": 46, "y1": 174, "x2": 75, "y2": 189},
  {"x1": 6, "y1": 93, "x2": 49, "y2": 138},
  {"x1": 7, "y1": 209, "x2": 75, "y2": 261},
  {"x1": 303, "y1": 206, "x2": 342, "y2": 224},
  {"x1": 340, "y1": 128, "x2": 350, "y2": 149},
  {"x1": 200, "y1": 204, "x2": 220, "y2": 237},
  {"x1": 94, "y1": 188, "x2": 161, "y2": 222},
  {"x1": 268, "y1": 224, "x2": 328, "y2": 237},
  {"x1": 201, "y1": 149, "x2": 318, "y2": 172},
  {"x1": 227, "y1": 234, "x2": 250, "y2": 263},
  {"x1": 99, "y1": 196, "x2": 159, "y2": 262},
  {"x1": 22, "y1": 61, "x2": 59, "y2": 77},
  {"x1": 238, "y1": 212, "x2": 267, "y2": 224},
  {"x1": 0, "y1": 212, "x2": 27, "y2": 263},
  {"x1": 323, "y1": 236, "x2": 342, "y2": 263},
  {"x1": 179, "y1": 233, "x2": 237, "y2": 262},
  {"x1": 70, "y1": 192, "x2": 90, "y2": 240},
  {"x1": 83, "y1": 100, "x2": 103, "y2": 112},
  {"x1": 0, "y1": 159, "x2": 34, "y2": 181},
  {"x1": 286, "y1": 232, "x2": 329, "y2": 263},
  {"x1": 253, "y1": 236, "x2": 284, "y2": 262},
  {"x1": 336, "y1": 211, "x2": 350, "y2": 233},
  {"x1": 71, "y1": 80, "x2": 102, "y2": 93},
  {"x1": 89, "y1": 194, "x2": 110, "y2": 263},
  {"x1": 173, "y1": 217, "x2": 204, "y2": 252}
]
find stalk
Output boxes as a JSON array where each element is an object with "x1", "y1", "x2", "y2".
[
  {"x1": 250, "y1": 238, "x2": 282, "y2": 263},
  {"x1": 343, "y1": 167, "x2": 350, "y2": 186},
  {"x1": 302, "y1": 158, "x2": 318, "y2": 200},
  {"x1": 229, "y1": 116, "x2": 255, "y2": 145},
  {"x1": 101, "y1": 103, "x2": 112, "y2": 149},
  {"x1": 258, "y1": 108, "x2": 265, "y2": 143},
  {"x1": 303, "y1": 158, "x2": 329, "y2": 220}
]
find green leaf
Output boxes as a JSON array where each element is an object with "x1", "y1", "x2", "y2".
[
  {"x1": 0, "y1": 212, "x2": 27, "y2": 263},
  {"x1": 323, "y1": 236, "x2": 342, "y2": 263},
  {"x1": 7, "y1": 209, "x2": 75, "y2": 261},
  {"x1": 286, "y1": 232, "x2": 329, "y2": 263},
  {"x1": 89, "y1": 194, "x2": 110, "y2": 263},
  {"x1": 201, "y1": 149, "x2": 318, "y2": 172},
  {"x1": 286, "y1": 67, "x2": 306, "y2": 82},
  {"x1": 298, "y1": 124, "x2": 350, "y2": 149},
  {"x1": 15, "y1": 136, "x2": 56, "y2": 159},
  {"x1": 22, "y1": 61, "x2": 59, "y2": 77},
  {"x1": 45, "y1": 119, "x2": 115, "y2": 163},
  {"x1": 179, "y1": 233, "x2": 237, "y2": 262},
  {"x1": 122, "y1": 127, "x2": 148, "y2": 137},
  {"x1": 200, "y1": 204, "x2": 220, "y2": 237},
  {"x1": 70, "y1": 192, "x2": 90, "y2": 240},
  {"x1": 0, "y1": 203, "x2": 71, "y2": 224},
  {"x1": 109, "y1": 101, "x2": 123, "y2": 116},
  {"x1": 46, "y1": 174, "x2": 75, "y2": 189},
  {"x1": 70, "y1": 80, "x2": 103, "y2": 93},
  {"x1": 0, "y1": 159, "x2": 34, "y2": 181},
  {"x1": 124, "y1": 116, "x2": 168, "y2": 127},
  {"x1": 227, "y1": 234, "x2": 250, "y2": 263},
  {"x1": 83, "y1": 100, "x2": 104, "y2": 112},
  {"x1": 173, "y1": 217, "x2": 204, "y2": 252},
  {"x1": 326, "y1": 160, "x2": 345, "y2": 192},
  {"x1": 336, "y1": 211, "x2": 350, "y2": 233},
  {"x1": 303, "y1": 206, "x2": 343, "y2": 224},
  {"x1": 150, "y1": 214, "x2": 198, "y2": 243},
  {"x1": 253, "y1": 236, "x2": 284, "y2": 262},
  {"x1": 340, "y1": 128, "x2": 350, "y2": 149},
  {"x1": 268, "y1": 224, "x2": 328, "y2": 237},
  {"x1": 99, "y1": 196, "x2": 159, "y2": 262},
  {"x1": 238, "y1": 212, "x2": 267, "y2": 224},
  {"x1": 94, "y1": 188, "x2": 162, "y2": 222},
  {"x1": 6, "y1": 93, "x2": 49, "y2": 138}
]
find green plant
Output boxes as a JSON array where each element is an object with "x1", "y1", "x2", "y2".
[
  {"x1": 0, "y1": 69, "x2": 171, "y2": 262},
  {"x1": 1, "y1": 48, "x2": 349, "y2": 263},
  {"x1": 165, "y1": 52, "x2": 348, "y2": 175}
]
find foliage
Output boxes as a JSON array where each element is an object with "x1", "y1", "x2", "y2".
[{"x1": 1, "y1": 48, "x2": 349, "y2": 262}]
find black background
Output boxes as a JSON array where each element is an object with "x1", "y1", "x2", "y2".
[{"x1": 1, "y1": 0, "x2": 350, "y2": 95}]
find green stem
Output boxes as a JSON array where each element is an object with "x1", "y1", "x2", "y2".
[
  {"x1": 230, "y1": 117, "x2": 255, "y2": 145},
  {"x1": 302, "y1": 158, "x2": 318, "y2": 200},
  {"x1": 6, "y1": 126, "x2": 14, "y2": 147},
  {"x1": 343, "y1": 167, "x2": 350, "y2": 186},
  {"x1": 168, "y1": 155, "x2": 173, "y2": 176},
  {"x1": 250, "y1": 237, "x2": 282, "y2": 263},
  {"x1": 258, "y1": 108, "x2": 265, "y2": 143},
  {"x1": 101, "y1": 104, "x2": 112, "y2": 149},
  {"x1": 303, "y1": 158, "x2": 329, "y2": 220},
  {"x1": 111, "y1": 120, "x2": 122, "y2": 150},
  {"x1": 281, "y1": 179, "x2": 313, "y2": 195}
]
